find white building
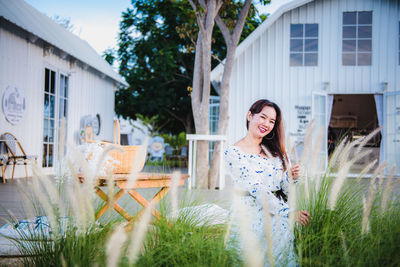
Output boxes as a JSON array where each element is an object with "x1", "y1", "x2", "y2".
[
  {"x1": 211, "y1": 0, "x2": 400, "y2": 175},
  {"x1": 0, "y1": 0, "x2": 128, "y2": 178},
  {"x1": 118, "y1": 117, "x2": 150, "y2": 146}
]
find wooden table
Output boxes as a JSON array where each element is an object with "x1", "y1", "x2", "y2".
[{"x1": 79, "y1": 172, "x2": 189, "y2": 223}]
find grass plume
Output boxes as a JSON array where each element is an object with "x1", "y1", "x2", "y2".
[
  {"x1": 234, "y1": 196, "x2": 264, "y2": 267},
  {"x1": 127, "y1": 201, "x2": 155, "y2": 265},
  {"x1": 106, "y1": 224, "x2": 127, "y2": 267},
  {"x1": 262, "y1": 199, "x2": 275, "y2": 267}
]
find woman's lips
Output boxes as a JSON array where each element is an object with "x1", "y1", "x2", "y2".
[{"x1": 259, "y1": 126, "x2": 267, "y2": 133}]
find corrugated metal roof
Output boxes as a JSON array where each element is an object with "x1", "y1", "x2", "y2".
[
  {"x1": 211, "y1": 0, "x2": 313, "y2": 83},
  {"x1": 0, "y1": 0, "x2": 128, "y2": 87}
]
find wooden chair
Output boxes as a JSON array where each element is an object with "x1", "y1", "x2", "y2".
[
  {"x1": 1, "y1": 132, "x2": 38, "y2": 181},
  {"x1": 0, "y1": 154, "x2": 6, "y2": 183},
  {"x1": 0, "y1": 141, "x2": 7, "y2": 183}
]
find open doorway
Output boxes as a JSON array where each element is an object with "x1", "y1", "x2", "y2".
[{"x1": 328, "y1": 94, "x2": 381, "y2": 173}]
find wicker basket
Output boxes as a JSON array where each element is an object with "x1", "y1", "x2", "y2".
[{"x1": 109, "y1": 119, "x2": 146, "y2": 174}]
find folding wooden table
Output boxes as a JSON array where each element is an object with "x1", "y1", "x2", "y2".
[{"x1": 80, "y1": 172, "x2": 189, "y2": 222}]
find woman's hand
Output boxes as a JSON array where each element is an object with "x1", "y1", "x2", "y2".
[
  {"x1": 295, "y1": 210, "x2": 311, "y2": 226},
  {"x1": 290, "y1": 164, "x2": 300, "y2": 179}
]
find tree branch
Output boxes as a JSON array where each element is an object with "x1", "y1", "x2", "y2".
[
  {"x1": 188, "y1": 0, "x2": 197, "y2": 11},
  {"x1": 187, "y1": 36, "x2": 197, "y2": 47},
  {"x1": 211, "y1": 53, "x2": 224, "y2": 65},
  {"x1": 175, "y1": 73, "x2": 192, "y2": 80},
  {"x1": 188, "y1": 0, "x2": 206, "y2": 34},
  {"x1": 216, "y1": 0, "x2": 223, "y2": 13},
  {"x1": 191, "y1": 30, "x2": 203, "y2": 109},
  {"x1": 232, "y1": 0, "x2": 252, "y2": 45},
  {"x1": 198, "y1": 0, "x2": 207, "y2": 10},
  {"x1": 215, "y1": 15, "x2": 232, "y2": 46},
  {"x1": 197, "y1": 14, "x2": 206, "y2": 35},
  {"x1": 162, "y1": 107, "x2": 185, "y2": 125},
  {"x1": 160, "y1": 79, "x2": 178, "y2": 86},
  {"x1": 201, "y1": 0, "x2": 218, "y2": 104},
  {"x1": 155, "y1": 118, "x2": 172, "y2": 134}
]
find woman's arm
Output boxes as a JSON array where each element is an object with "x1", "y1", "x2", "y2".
[{"x1": 281, "y1": 162, "x2": 300, "y2": 196}]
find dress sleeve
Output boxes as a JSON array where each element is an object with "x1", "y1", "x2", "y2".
[
  {"x1": 224, "y1": 147, "x2": 289, "y2": 218},
  {"x1": 281, "y1": 170, "x2": 291, "y2": 197}
]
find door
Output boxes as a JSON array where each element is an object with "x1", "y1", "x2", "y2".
[
  {"x1": 43, "y1": 68, "x2": 69, "y2": 168},
  {"x1": 383, "y1": 91, "x2": 400, "y2": 175},
  {"x1": 312, "y1": 91, "x2": 328, "y2": 169}
]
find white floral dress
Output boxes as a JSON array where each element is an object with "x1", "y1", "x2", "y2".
[{"x1": 224, "y1": 146, "x2": 296, "y2": 267}]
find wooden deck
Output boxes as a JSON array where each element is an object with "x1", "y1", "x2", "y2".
[
  {"x1": 0, "y1": 167, "x2": 233, "y2": 227},
  {"x1": 0, "y1": 179, "x2": 32, "y2": 226}
]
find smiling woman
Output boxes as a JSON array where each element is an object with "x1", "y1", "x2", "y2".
[{"x1": 224, "y1": 99, "x2": 310, "y2": 266}]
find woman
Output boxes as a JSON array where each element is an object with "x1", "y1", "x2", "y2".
[{"x1": 224, "y1": 99, "x2": 311, "y2": 266}]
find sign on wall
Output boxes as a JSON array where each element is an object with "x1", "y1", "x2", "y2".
[
  {"x1": 289, "y1": 105, "x2": 311, "y2": 142},
  {"x1": 2, "y1": 86, "x2": 26, "y2": 125},
  {"x1": 79, "y1": 114, "x2": 102, "y2": 142}
]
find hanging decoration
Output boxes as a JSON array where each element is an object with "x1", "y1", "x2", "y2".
[{"x1": 2, "y1": 86, "x2": 26, "y2": 125}]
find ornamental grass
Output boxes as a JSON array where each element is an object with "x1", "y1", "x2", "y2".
[
  {"x1": 294, "y1": 125, "x2": 400, "y2": 267},
  {"x1": 1, "y1": 121, "x2": 399, "y2": 266}
]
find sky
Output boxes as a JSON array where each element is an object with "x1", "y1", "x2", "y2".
[{"x1": 25, "y1": 0, "x2": 293, "y2": 56}]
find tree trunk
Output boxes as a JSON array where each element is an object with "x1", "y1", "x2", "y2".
[
  {"x1": 208, "y1": 45, "x2": 236, "y2": 188},
  {"x1": 208, "y1": 0, "x2": 252, "y2": 189},
  {"x1": 189, "y1": 0, "x2": 221, "y2": 189}
]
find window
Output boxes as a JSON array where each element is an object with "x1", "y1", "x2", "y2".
[
  {"x1": 59, "y1": 73, "x2": 69, "y2": 154},
  {"x1": 59, "y1": 74, "x2": 69, "y2": 128},
  {"x1": 43, "y1": 68, "x2": 69, "y2": 168},
  {"x1": 290, "y1": 24, "x2": 318, "y2": 66},
  {"x1": 398, "y1": 21, "x2": 400, "y2": 65},
  {"x1": 43, "y1": 68, "x2": 56, "y2": 167},
  {"x1": 120, "y1": 134, "x2": 129, "y2": 145},
  {"x1": 342, "y1": 11, "x2": 372, "y2": 66},
  {"x1": 209, "y1": 96, "x2": 219, "y2": 162},
  {"x1": 209, "y1": 96, "x2": 219, "y2": 135}
]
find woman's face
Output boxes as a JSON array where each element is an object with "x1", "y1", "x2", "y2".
[{"x1": 247, "y1": 105, "x2": 277, "y2": 138}]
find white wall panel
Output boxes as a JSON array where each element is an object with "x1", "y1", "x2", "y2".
[
  {"x1": 397, "y1": 3, "x2": 400, "y2": 92},
  {"x1": 0, "y1": 26, "x2": 116, "y2": 178},
  {"x1": 226, "y1": 0, "x2": 399, "y2": 149},
  {"x1": 0, "y1": 28, "x2": 40, "y2": 178}
]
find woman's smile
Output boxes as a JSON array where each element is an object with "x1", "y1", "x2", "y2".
[{"x1": 258, "y1": 126, "x2": 268, "y2": 134}]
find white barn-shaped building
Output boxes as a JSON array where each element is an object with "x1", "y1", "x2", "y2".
[
  {"x1": 0, "y1": 0, "x2": 127, "y2": 178},
  {"x1": 211, "y1": 0, "x2": 400, "y2": 175}
]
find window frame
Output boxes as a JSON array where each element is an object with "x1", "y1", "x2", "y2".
[
  {"x1": 43, "y1": 67, "x2": 56, "y2": 168},
  {"x1": 342, "y1": 11, "x2": 373, "y2": 66},
  {"x1": 290, "y1": 23, "x2": 319, "y2": 67}
]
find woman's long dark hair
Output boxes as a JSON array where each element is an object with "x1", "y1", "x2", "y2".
[{"x1": 246, "y1": 99, "x2": 288, "y2": 171}]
